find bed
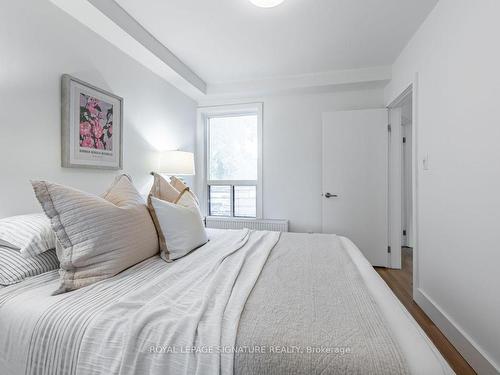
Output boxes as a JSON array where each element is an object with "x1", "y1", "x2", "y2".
[{"x1": 0, "y1": 229, "x2": 453, "y2": 375}]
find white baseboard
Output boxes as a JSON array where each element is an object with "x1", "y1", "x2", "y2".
[{"x1": 414, "y1": 288, "x2": 499, "y2": 375}]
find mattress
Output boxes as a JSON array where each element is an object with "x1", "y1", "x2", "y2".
[
  {"x1": 0, "y1": 229, "x2": 453, "y2": 375},
  {"x1": 340, "y1": 236, "x2": 453, "y2": 375}
]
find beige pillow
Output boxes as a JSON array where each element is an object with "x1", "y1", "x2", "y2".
[
  {"x1": 148, "y1": 188, "x2": 207, "y2": 261},
  {"x1": 170, "y1": 176, "x2": 199, "y2": 205},
  {"x1": 169, "y1": 175, "x2": 187, "y2": 193},
  {"x1": 151, "y1": 172, "x2": 180, "y2": 203},
  {"x1": 32, "y1": 175, "x2": 159, "y2": 294}
]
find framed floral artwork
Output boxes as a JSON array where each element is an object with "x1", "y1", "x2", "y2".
[{"x1": 61, "y1": 74, "x2": 123, "y2": 169}]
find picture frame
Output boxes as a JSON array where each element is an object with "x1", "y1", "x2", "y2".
[{"x1": 61, "y1": 74, "x2": 123, "y2": 170}]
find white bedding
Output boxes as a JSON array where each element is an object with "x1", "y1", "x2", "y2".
[{"x1": 0, "y1": 229, "x2": 454, "y2": 375}]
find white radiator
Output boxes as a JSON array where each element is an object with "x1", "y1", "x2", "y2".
[{"x1": 205, "y1": 217, "x2": 289, "y2": 232}]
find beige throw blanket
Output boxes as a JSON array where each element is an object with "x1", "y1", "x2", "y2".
[{"x1": 235, "y1": 232, "x2": 410, "y2": 375}]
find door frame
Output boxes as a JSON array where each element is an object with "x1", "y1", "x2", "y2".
[
  {"x1": 401, "y1": 113, "x2": 413, "y2": 247},
  {"x1": 387, "y1": 75, "x2": 419, "y2": 289}
]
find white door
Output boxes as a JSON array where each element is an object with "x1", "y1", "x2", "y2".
[{"x1": 322, "y1": 109, "x2": 389, "y2": 267}]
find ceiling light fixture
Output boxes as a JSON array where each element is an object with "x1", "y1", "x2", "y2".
[{"x1": 248, "y1": 0, "x2": 285, "y2": 8}]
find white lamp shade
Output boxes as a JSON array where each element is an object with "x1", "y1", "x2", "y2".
[{"x1": 158, "y1": 151, "x2": 195, "y2": 175}]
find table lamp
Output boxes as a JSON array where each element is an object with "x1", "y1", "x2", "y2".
[{"x1": 151, "y1": 150, "x2": 195, "y2": 177}]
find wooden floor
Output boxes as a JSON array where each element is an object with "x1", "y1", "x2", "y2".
[{"x1": 375, "y1": 248, "x2": 476, "y2": 375}]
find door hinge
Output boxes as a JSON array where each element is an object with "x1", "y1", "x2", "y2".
[
  {"x1": 403, "y1": 230, "x2": 407, "y2": 236},
  {"x1": 403, "y1": 137, "x2": 406, "y2": 143},
  {"x1": 387, "y1": 124, "x2": 392, "y2": 132},
  {"x1": 387, "y1": 246, "x2": 391, "y2": 254}
]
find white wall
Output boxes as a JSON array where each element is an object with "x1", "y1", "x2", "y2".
[
  {"x1": 0, "y1": 0, "x2": 196, "y2": 218},
  {"x1": 200, "y1": 87, "x2": 385, "y2": 232},
  {"x1": 385, "y1": 0, "x2": 500, "y2": 372}
]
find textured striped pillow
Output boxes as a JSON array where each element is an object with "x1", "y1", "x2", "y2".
[
  {"x1": 0, "y1": 246, "x2": 59, "y2": 286},
  {"x1": 0, "y1": 214, "x2": 56, "y2": 258},
  {"x1": 32, "y1": 174, "x2": 159, "y2": 294}
]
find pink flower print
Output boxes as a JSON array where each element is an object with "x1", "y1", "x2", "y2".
[
  {"x1": 88, "y1": 106, "x2": 98, "y2": 118},
  {"x1": 95, "y1": 139, "x2": 105, "y2": 150},
  {"x1": 81, "y1": 136, "x2": 94, "y2": 148},
  {"x1": 92, "y1": 122, "x2": 104, "y2": 139},
  {"x1": 86, "y1": 98, "x2": 99, "y2": 118},
  {"x1": 79, "y1": 121, "x2": 92, "y2": 137}
]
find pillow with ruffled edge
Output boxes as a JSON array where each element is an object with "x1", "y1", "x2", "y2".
[
  {"x1": 170, "y1": 176, "x2": 200, "y2": 205},
  {"x1": 32, "y1": 174, "x2": 159, "y2": 294},
  {"x1": 148, "y1": 186, "x2": 207, "y2": 262},
  {"x1": 150, "y1": 172, "x2": 180, "y2": 203}
]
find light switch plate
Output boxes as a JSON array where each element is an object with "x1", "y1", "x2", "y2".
[{"x1": 423, "y1": 154, "x2": 430, "y2": 170}]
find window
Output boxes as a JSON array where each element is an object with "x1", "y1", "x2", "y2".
[{"x1": 198, "y1": 104, "x2": 262, "y2": 218}]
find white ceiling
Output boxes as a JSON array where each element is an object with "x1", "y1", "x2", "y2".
[{"x1": 115, "y1": 0, "x2": 438, "y2": 85}]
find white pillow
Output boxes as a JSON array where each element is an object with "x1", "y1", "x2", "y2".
[
  {"x1": 0, "y1": 213, "x2": 56, "y2": 258},
  {"x1": 148, "y1": 189, "x2": 207, "y2": 261},
  {"x1": 32, "y1": 174, "x2": 159, "y2": 294}
]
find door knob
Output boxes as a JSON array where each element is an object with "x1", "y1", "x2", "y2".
[{"x1": 324, "y1": 193, "x2": 338, "y2": 198}]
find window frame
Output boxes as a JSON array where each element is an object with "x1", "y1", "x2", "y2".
[
  {"x1": 208, "y1": 185, "x2": 258, "y2": 218},
  {"x1": 196, "y1": 103, "x2": 263, "y2": 219}
]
